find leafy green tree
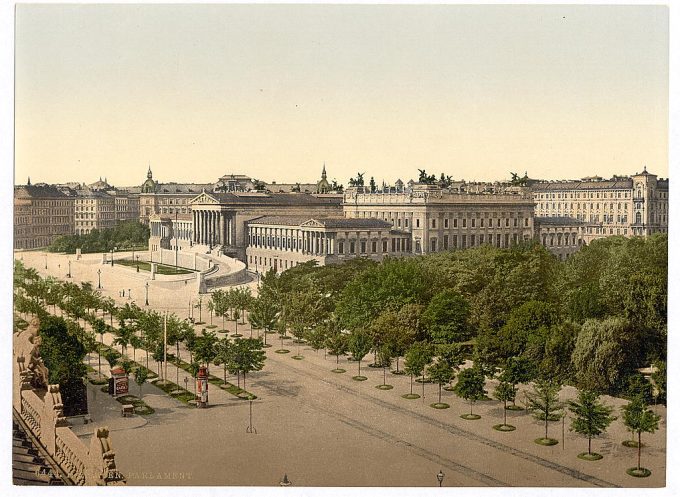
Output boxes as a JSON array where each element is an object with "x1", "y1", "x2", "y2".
[
  {"x1": 421, "y1": 289, "x2": 471, "y2": 343},
  {"x1": 568, "y1": 390, "x2": 616, "y2": 458},
  {"x1": 501, "y1": 356, "x2": 535, "y2": 408},
  {"x1": 527, "y1": 380, "x2": 562, "y2": 443},
  {"x1": 249, "y1": 296, "x2": 278, "y2": 346},
  {"x1": 651, "y1": 361, "x2": 666, "y2": 405},
  {"x1": 194, "y1": 331, "x2": 219, "y2": 370},
  {"x1": 571, "y1": 317, "x2": 642, "y2": 394},
  {"x1": 626, "y1": 374, "x2": 653, "y2": 404},
  {"x1": 427, "y1": 358, "x2": 454, "y2": 404},
  {"x1": 404, "y1": 341, "x2": 433, "y2": 398},
  {"x1": 227, "y1": 338, "x2": 266, "y2": 390},
  {"x1": 325, "y1": 328, "x2": 348, "y2": 369},
  {"x1": 347, "y1": 328, "x2": 372, "y2": 378},
  {"x1": 622, "y1": 396, "x2": 661, "y2": 474},
  {"x1": 453, "y1": 367, "x2": 487, "y2": 418},
  {"x1": 213, "y1": 336, "x2": 233, "y2": 385},
  {"x1": 494, "y1": 380, "x2": 516, "y2": 428},
  {"x1": 134, "y1": 367, "x2": 149, "y2": 399}
]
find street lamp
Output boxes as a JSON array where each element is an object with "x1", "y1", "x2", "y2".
[
  {"x1": 145, "y1": 282, "x2": 149, "y2": 306},
  {"x1": 136, "y1": 255, "x2": 140, "y2": 272},
  {"x1": 44, "y1": 254, "x2": 47, "y2": 269},
  {"x1": 128, "y1": 288, "x2": 131, "y2": 300},
  {"x1": 246, "y1": 395, "x2": 257, "y2": 434},
  {"x1": 97, "y1": 269, "x2": 101, "y2": 289},
  {"x1": 110, "y1": 247, "x2": 115, "y2": 266},
  {"x1": 279, "y1": 474, "x2": 292, "y2": 487},
  {"x1": 67, "y1": 259, "x2": 71, "y2": 278},
  {"x1": 436, "y1": 470, "x2": 445, "y2": 487}
]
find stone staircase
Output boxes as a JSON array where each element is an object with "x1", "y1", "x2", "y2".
[{"x1": 12, "y1": 418, "x2": 66, "y2": 486}]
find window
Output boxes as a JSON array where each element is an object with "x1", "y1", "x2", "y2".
[
  {"x1": 471, "y1": 219, "x2": 476, "y2": 228},
  {"x1": 382, "y1": 240, "x2": 388, "y2": 252},
  {"x1": 462, "y1": 219, "x2": 467, "y2": 228},
  {"x1": 338, "y1": 241, "x2": 345, "y2": 254},
  {"x1": 444, "y1": 219, "x2": 449, "y2": 228},
  {"x1": 432, "y1": 219, "x2": 436, "y2": 228},
  {"x1": 443, "y1": 235, "x2": 449, "y2": 249},
  {"x1": 350, "y1": 241, "x2": 355, "y2": 254},
  {"x1": 416, "y1": 219, "x2": 420, "y2": 228},
  {"x1": 430, "y1": 238, "x2": 437, "y2": 252},
  {"x1": 371, "y1": 241, "x2": 377, "y2": 253}
]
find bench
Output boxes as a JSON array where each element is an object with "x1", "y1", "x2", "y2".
[{"x1": 121, "y1": 404, "x2": 134, "y2": 417}]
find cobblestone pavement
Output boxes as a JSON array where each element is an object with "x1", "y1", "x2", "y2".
[{"x1": 16, "y1": 250, "x2": 666, "y2": 487}]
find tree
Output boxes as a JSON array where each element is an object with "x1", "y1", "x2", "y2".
[
  {"x1": 651, "y1": 361, "x2": 666, "y2": 405},
  {"x1": 213, "y1": 336, "x2": 233, "y2": 386},
  {"x1": 249, "y1": 296, "x2": 278, "y2": 347},
  {"x1": 622, "y1": 396, "x2": 661, "y2": 475},
  {"x1": 427, "y1": 358, "x2": 454, "y2": 405},
  {"x1": 453, "y1": 367, "x2": 486, "y2": 419},
  {"x1": 404, "y1": 341, "x2": 433, "y2": 398},
  {"x1": 421, "y1": 289, "x2": 471, "y2": 344},
  {"x1": 501, "y1": 356, "x2": 535, "y2": 409},
  {"x1": 626, "y1": 374, "x2": 654, "y2": 404},
  {"x1": 194, "y1": 331, "x2": 219, "y2": 371},
  {"x1": 134, "y1": 368, "x2": 149, "y2": 399},
  {"x1": 527, "y1": 380, "x2": 562, "y2": 444},
  {"x1": 493, "y1": 380, "x2": 516, "y2": 429},
  {"x1": 228, "y1": 338, "x2": 266, "y2": 390},
  {"x1": 568, "y1": 390, "x2": 616, "y2": 459},
  {"x1": 571, "y1": 317, "x2": 642, "y2": 394},
  {"x1": 347, "y1": 329, "x2": 372, "y2": 379},
  {"x1": 325, "y1": 328, "x2": 348, "y2": 371}
]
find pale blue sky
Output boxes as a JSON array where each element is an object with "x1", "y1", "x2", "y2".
[{"x1": 15, "y1": 4, "x2": 669, "y2": 186}]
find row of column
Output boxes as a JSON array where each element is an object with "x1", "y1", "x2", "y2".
[
  {"x1": 302, "y1": 230, "x2": 334, "y2": 255},
  {"x1": 193, "y1": 210, "x2": 234, "y2": 246}
]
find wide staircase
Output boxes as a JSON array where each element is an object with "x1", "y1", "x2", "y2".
[{"x1": 12, "y1": 415, "x2": 66, "y2": 486}]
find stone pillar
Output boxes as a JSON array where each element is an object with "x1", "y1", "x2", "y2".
[{"x1": 151, "y1": 263, "x2": 157, "y2": 280}]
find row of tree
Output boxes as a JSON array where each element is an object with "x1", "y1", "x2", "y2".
[{"x1": 48, "y1": 220, "x2": 150, "y2": 254}]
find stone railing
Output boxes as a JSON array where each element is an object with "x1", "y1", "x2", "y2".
[{"x1": 13, "y1": 317, "x2": 126, "y2": 485}]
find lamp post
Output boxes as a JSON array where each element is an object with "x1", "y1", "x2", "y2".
[
  {"x1": 136, "y1": 255, "x2": 140, "y2": 272},
  {"x1": 97, "y1": 268, "x2": 101, "y2": 289},
  {"x1": 279, "y1": 474, "x2": 292, "y2": 487},
  {"x1": 128, "y1": 289, "x2": 131, "y2": 300},
  {"x1": 184, "y1": 377, "x2": 189, "y2": 393},
  {"x1": 110, "y1": 247, "x2": 115, "y2": 266},
  {"x1": 44, "y1": 254, "x2": 48, "y2": 269},
  {"x1": 436, "y1": 470, "x2": 445, "y2": 487},
  {"x1": 145, "y1": 282, "x2": 149, "y2": 306},
  {"x1": 246, "y1": 395, "x2": 256, "y2": 434},
  {"x1": 67, "y1": 259, "x2": 71, "y2": 278}
]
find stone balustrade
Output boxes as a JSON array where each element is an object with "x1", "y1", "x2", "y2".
[{"x1": 13, "y1": 317, "x2": 126, "y2": 485}]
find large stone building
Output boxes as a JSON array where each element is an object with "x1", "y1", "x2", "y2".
[
  {"x1": 532, "y1": 168, "x2": 668, "y2": 244},
  {"x1": 14, "y1": 183, "x2": 75, "y2": 249},
  {"x1": 148, "y1": 190, "x2": 344, "y2": 261},
  {"x1": 245, "y1": 216, "x2": 412, "y2": 273},
  {"x1": 343, "y1": 182, "x2": 536, "y2": 254}
]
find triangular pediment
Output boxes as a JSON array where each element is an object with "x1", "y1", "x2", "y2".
[
  {"x1": 190, "y1": 191, "x2": 220, "y2": 205},
  {"x1": 300, "y1": 219, "x2": 325, "y2": 228}
]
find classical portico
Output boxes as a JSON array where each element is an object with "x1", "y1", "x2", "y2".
[{"x1": 192, "y1": 208, "x2": 236, "y2": 247}]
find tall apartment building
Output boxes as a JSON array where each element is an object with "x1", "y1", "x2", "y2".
[
  {"x1": 14, "y1": 184, "x2": 75, "y2": 249},
  {"x1": 343, "y1": 183, "x2": 535, "y2": 254},
  {"x1": 532, "y1": 168, "x2": 668, "y2": 244}
]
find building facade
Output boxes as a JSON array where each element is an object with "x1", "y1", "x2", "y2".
[
  {"x1": 532, "y1": 168, "x2": 668, "y2": 244},
  {"x1": 533, "y1": 216, "x2": 586, "y2": 260},
  {"x1": 245, "y1": 216, "x2": 411, "y2": 273},
  {"x1": 343, "y1": 183, "x2": 536, "y2": 254},
  {"x1": 148, "y1": 191, "x2": 344, "y2": 261},
  {"x1": 14, "y1": 184, "x2": 75, "y2": 249}
]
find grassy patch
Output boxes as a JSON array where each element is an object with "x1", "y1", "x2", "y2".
[
  {"x1": 115, "y1": 258, "x2": 193, "y2": 275},
  {"x1": 331, "y1": 368, "x2": 346, "y2": 374},
  {"x1": 390, "y1": 370, "x2": 406, "y2": 375},
  {"x1": 402, "y1": 393, "x2": 420, "y2": 400},
  {"x1": 578, "y1": 452, "x2": 603, "y2": 461},
  {"x1": 622, "y1": 440, "x2": 644, "y2": 448},
  {"x1": 352, "y1": 376, "x2": 368, "y2": 381},
  {"x1": 506, "y1": 405, "x2": 524, "y2": 411},
  {"x1": 493, "y1": 424, "x2": 517, "y2": 432},
  {"x1": 461, "y1": 414, "x2": 482, "y2": 420},
  {"x1": 534, "y1": 438, "x2": 559, "y2": 446},
  {"x1": 430, "y1": 403, "x2": 450, "y2": 409},
  {"x1": 113, "y1": 394, "x2": 155, "y2": 415},
  {"x1": 376, "y1": 384, "x2": 394, "y2": 390},
  {"x1": 205, "y1": 325, "x2": 217, "y2": 329},
  {"x1": 415, "y1": 377, "x2": 432, "y2": 384},
  {"x1": 275, "y1": 349, "x2": 290, "y2": 354},
  {"x1": 626, "y1": 468, "x2": 651, "y2": 478},
  {"x1": 292, "y1": 355, "x2": 304, "y2": 360}
]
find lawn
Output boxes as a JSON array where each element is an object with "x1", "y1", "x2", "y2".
[{"x1": 115, "y1": 258, "x2": 193, "y2": 275}]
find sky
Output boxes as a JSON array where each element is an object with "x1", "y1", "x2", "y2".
[{"x1": 14, "y1": 4, "x2": 669, "y2": 187}]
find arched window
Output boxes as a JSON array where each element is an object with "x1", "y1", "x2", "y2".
[{"x1": 635, "y1": 212, "x2": 642, "y2": 224}]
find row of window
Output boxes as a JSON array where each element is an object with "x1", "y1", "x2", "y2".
[
  {"x1": 537, "y1": 191, "x2": 631, "y2": 200},
  {"x1": 337, "y1": 238, "x2": 410, "y2": 255}
]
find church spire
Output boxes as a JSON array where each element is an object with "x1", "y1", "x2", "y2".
[
  {"x1": 321, "y1": 162, "x2": 327, "y2": 180},
  {"x1": 147, "y1": 162, "x2": 153, "y2": 179},
  {"x1": 27, "y1": 176, "x2": 31, "y2": 186}
]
